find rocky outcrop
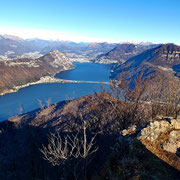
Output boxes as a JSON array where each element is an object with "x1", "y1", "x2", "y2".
[
  {"x1": 171, "y1": 118, "x2": 180, "y2": 129},
  {"x1": 138, "y1": 120, "x2": 171, "y2": 141},
  {"x1": 163, "y1": 130, "x2": 180, "y2": 153},
  {"x1": 120, "y1": 117, "x2": 180, "y2": 171},
  {"x1": 121, "y1": 125, "x2": 137, "y2": 136},
  {"x1": 138, "y1": 117, "x2": 180, "y2": 154},
  {"x1": 139, "y1": 118, "x2": 180, "y2": 143}
]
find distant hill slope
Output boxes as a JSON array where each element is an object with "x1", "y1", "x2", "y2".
[
  {"x1": 110, "y1": 44, "x2": 180, "y2": 80},
  {"x1": 0, "y1": 35, "x2": 37, "y2": 58},
  {"x1": 93, "y1": 43, "x2": 159, "y2": 64},
  {"x1": 0, "y1": 50, "x2": 74, "y2": 94}
]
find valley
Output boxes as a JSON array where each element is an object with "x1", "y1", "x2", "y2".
[{"x1": 1, "y1": 1, "x2": 180, "y2": 179}]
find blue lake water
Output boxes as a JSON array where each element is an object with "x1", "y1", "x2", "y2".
[{"x1": 0, "y1": 62, "x2": 111, "y2": 121}]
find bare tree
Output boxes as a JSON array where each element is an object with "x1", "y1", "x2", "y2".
[
  {"x1": 18, "y1": 103, "x2": 24, "y2": 115},
  {"x1": 81, "y1": 73, "x2": 150, "y2": 134},
  {"x1": 40, "y1": 121, "x2": 98, "y2": 180},
  {"x1": 147, "y1": 75, "x2": 180, "y2": 118},
  {"x1": 37, "y1": 99, "x2": 45, "y2": 110},
  {"x1": 46, "y1": 98, "x2": 52, "y2": 107}
]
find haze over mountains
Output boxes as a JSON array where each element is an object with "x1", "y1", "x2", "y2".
[
  {"x1": 0, "y1": 35, "x2": 117, "y2": 61},
  {"x1": 0, "y1": 35, "x2": 38, "y2": 59},
  {"x1": 0, "y1": 34, "x2": 159, "y2": 62}
]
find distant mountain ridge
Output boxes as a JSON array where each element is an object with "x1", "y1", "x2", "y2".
[
  {"x1": 0, "y1": 34, "x2": 160, "y2": 63},
  {"x1": 111, "y1": 44, "x2": 180, "y2": 80},
  {"x1": 93, "y1": 43, "x2": 160, "y2": 64},
  {"x1": 0, "y1": 34, "x2": 37, "y2": 59},
  {"x1": 0, "y1": 35, "x2": 117, "y2": 62},
  {"x1": 32, "y1": 40, "x2": 117, "y2": 61}
]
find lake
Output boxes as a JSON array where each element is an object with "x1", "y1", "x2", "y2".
[{"x1": 0, "y1": 62, "x2": 111, "y2": 121}]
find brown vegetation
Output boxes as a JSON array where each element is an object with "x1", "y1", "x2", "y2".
[
  {"x1": 40, "y1": 121, "x2": 98, "y2": 180},
  {"x1": 0, "y1": 50, "x2": 74, "y2": 94},
  {"x1": 0, "y1": 73, "x2": 180, "y2": 180}
]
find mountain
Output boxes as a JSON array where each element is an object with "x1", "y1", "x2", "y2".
[
  {"x1": 93, "y1": 43, "x2": 159, "y2": 64},
  {"x1": 27, "y1": 38, "x2": 88, "y2": 51},
  {"x1": 0, "y1": 35, "x2": 38, "y2": 59},
  {"x1": 0, "y1": 35, "x2": 116, "y2": 62},
  {"x1": 138, "y1": 41, "x2": 155, "y2": 46},
  {"x1": 28, "y1": 39, "x2": 116, "y2": 55},
  {"x1": 110, "y1": 44, "x2": 180, "y2": 81},
  {"x1": 0, "y1": 50, "x2": 74, "y2": 94},
  {"x1": 41, "y1": 42, "x2": 117, "y2": 61},
  {"x1": 28, "y1": 39, "x2": 117, "y2": 62}
]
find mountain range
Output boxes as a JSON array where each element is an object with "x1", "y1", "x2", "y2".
[
  {"x1": 29, "y1": 40, "x2": 117, "y2": 61},
  {"x1": 93, "y1": 43, "x2": 160, "y2": 64},
  {"x1": 0, "y1": 35, "x2": 118, "y2": 61},
  {"x1": 0, "y1": 34, "x2": 179, "y2": 88},
  {"x1": 0, "y1": 35, "x2": 38, "y2": 59},
  {"x1": 0, "y1": 34, "x2": 160, "y2": 63},
  {"x1": 111, "y1": 44, "x2": 180, "y2": 81}
]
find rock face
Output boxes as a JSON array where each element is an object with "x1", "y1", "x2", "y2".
[
  {"x1": 138, "y1": 117, "x2": 180, "y2": 155},
  {"x1": 93, "y1": 43, "x2": 159, "y2": 64},
  {"x1": 139, "y1": 120, "x2": 171, "y2": 141},
  {"x1": 111, "y1": 44, "x2": 180, "y2": 80},
  {"x1": 163, "y1": 130, "x2": 180, "y2": 153},
  {"x1": 121, "y1": 125, "x2": 137, "y2": 136},
  {"x1": 121, "y1": 117, "x2": 180, "y2": 170},
  {"x1": 0, "y1": 50, "x2": 74, "y2": 94},
  {"x1": 171, "y1": 118, "x2": 180, "y2": 129}
]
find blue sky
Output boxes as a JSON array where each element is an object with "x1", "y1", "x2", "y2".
[{"x1": 0, "y1": 0, "x2": 179, "y2": 44}]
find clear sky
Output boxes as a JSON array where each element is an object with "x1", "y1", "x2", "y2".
[{"x1": 0, "y1": 0, "x2": 179, "y2": 44}]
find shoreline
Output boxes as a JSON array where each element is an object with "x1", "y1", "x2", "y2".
[
  {"x1": 0, "y1": 76, "x2": 109, "y2": 96},
  {"x1": 0, "y1": 65, "x2": 76, "y2": 96}
]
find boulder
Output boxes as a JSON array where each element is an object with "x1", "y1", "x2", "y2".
[
  {"x1": 121, "y1": 125, "x2": 137, "y2": 136},
  {"x1": 163, "y1": 130, "x2": 180, "y2": 153},
  {"x1": 138, "y1": 120, "x2": 171, "y2": 141},
  {"x1": 171, "y1": 118, "x2": 180, "y2": 129}
]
